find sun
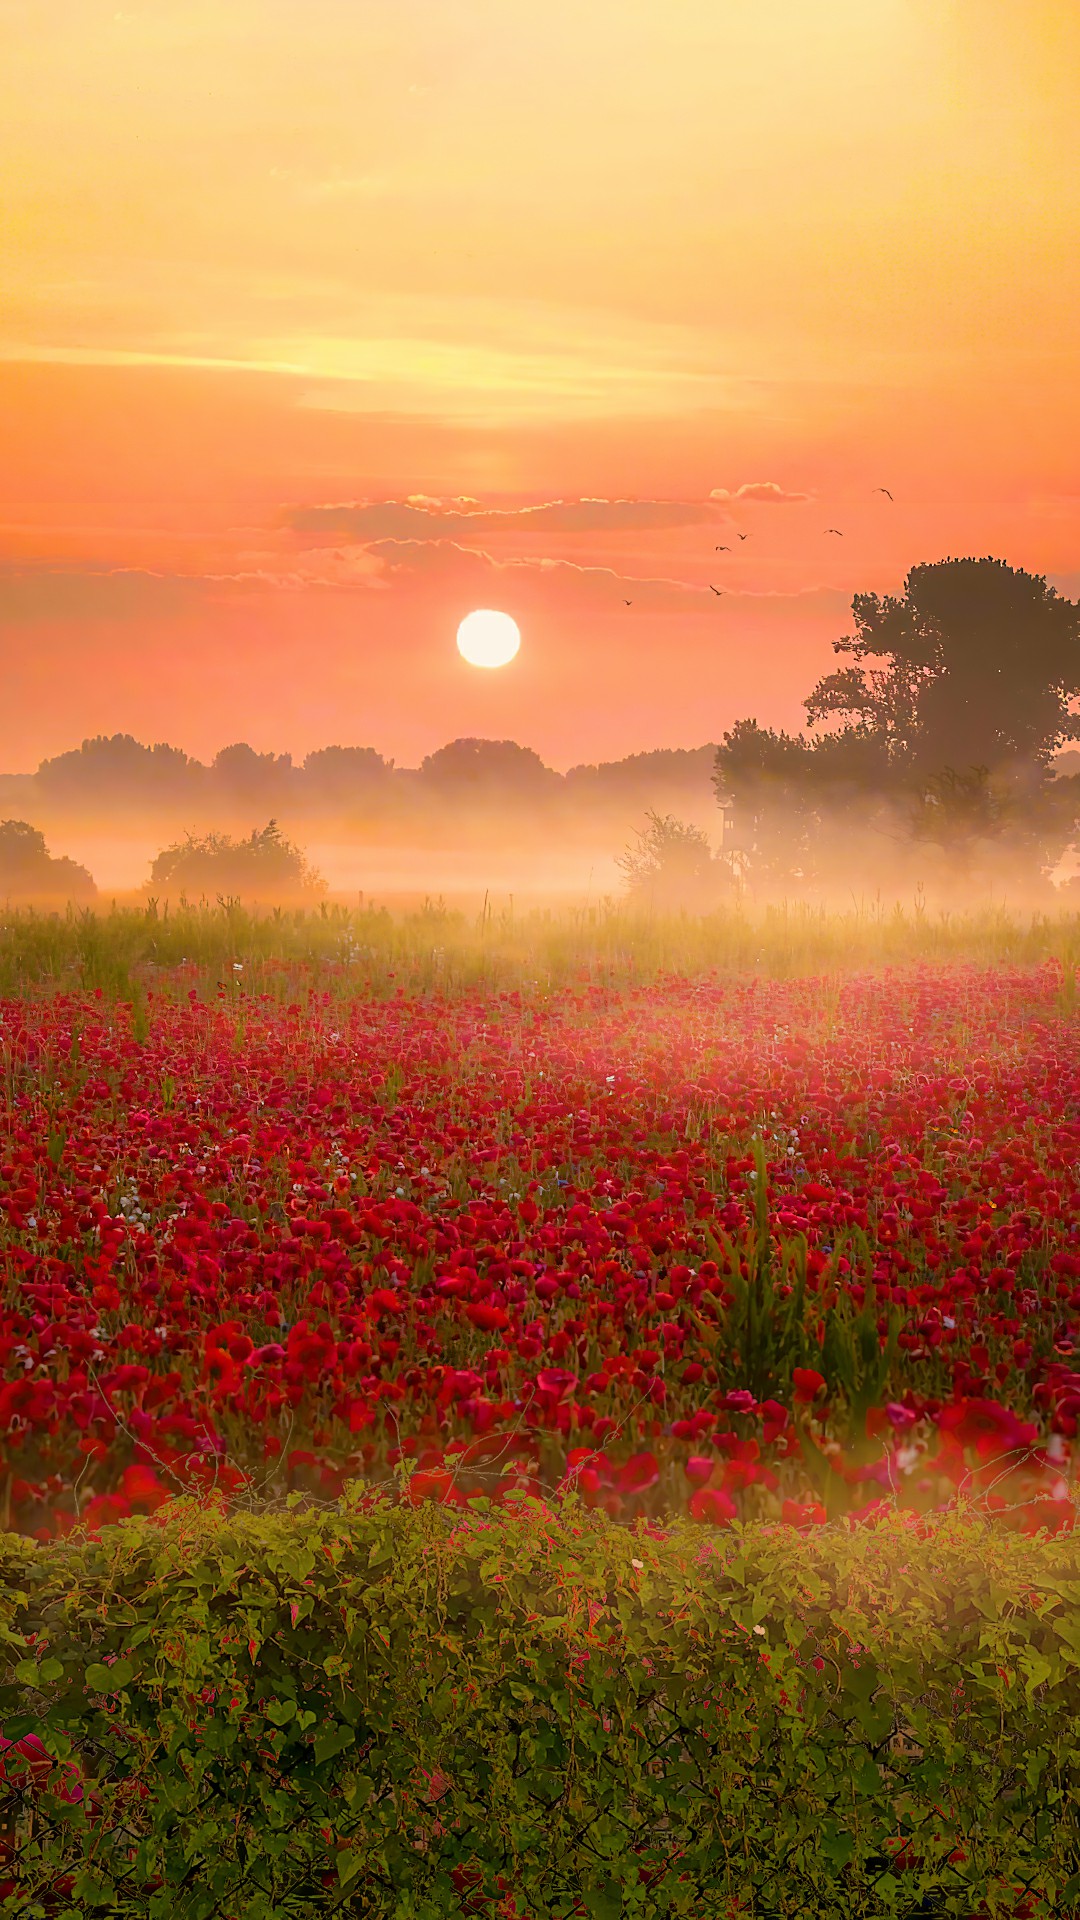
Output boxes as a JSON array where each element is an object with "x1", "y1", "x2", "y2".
[{"x1": 456, "y1": 608, "x2": 521, "y2": 669}]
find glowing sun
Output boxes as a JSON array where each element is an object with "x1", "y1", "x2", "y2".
[{"x1": 456, "y1": 608, "x2": 521, "y2": 669}]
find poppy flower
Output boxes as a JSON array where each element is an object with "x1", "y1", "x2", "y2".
[{"x1": 688, "y1": 1486, "x2": 737, "y2": 1525}]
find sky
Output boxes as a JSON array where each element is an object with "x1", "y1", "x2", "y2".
[{"x1": 1, "y1": 0, "x2": 1078, "y2": 773}]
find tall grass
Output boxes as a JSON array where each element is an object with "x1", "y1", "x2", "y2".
[{"x1": 0, "y1": 895, "x2": 1076, "y2": 999}]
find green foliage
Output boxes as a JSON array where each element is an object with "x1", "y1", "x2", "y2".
[
  {"x1": 690, "y1": 1140, "x2": 816, "y2": 1406},
  {"x1": 0, "y1": 1504, "x2": 1078, "y2": 1916}
]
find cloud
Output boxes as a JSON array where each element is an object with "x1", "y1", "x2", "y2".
[
  {"x1": 0, "y1": 547, "x2": 845, "y2": 632},
  {"x1": 0, "y1": 559, "x2": 384, "y2": 622},
  {"x1": 287, "y1": 496, "x2": 718, "y2": 540},
  {"x1": 364, "y1": 537, "x2": 709, "y2": 610},
  {"x1": 0, "y1": 566, "x2": 206, "y2": 623},
  {"x1": 708, "y1": 482, "x2": 811, "y2": 504}
]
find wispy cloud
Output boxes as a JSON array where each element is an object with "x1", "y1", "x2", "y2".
[
  {"x1": 0, "y1": 547, "x2": 845, "y2": 628},
  {"x1": 709, "y1": 482, "x2": 811, "y2": 504},
  {"x1": 0, "y1": 559, "x2": 381, "y2": 621},
  {"x1": 288, "y1": 496, "x2": 719, "y2": 539},
  {"x1": 365, "y1": 537, "x2": 708, "y2": 609}
]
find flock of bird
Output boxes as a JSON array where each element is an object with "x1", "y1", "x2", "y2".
[{"x1": 620, "y1": 486, "x2": 894, "y2": 605}]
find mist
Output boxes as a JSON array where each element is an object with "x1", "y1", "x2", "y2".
[{"x1": 0, "y1": 727, "x2": 1075, "y2": 920}]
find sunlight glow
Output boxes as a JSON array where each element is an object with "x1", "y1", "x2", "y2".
[{"x1": 456, "y1": 609, "x2": 521, "y2": 670}]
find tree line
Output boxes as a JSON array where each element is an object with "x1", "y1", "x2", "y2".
[
  {"x1": 1, "y1": 556, "x2": 1078, "y2": 904},
  {"x1": 3, "y1": 737, "x2": 718, "y2": 819}
]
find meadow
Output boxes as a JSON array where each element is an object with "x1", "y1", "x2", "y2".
[
  {"x1": 1, "y1": 898, "x2": 1080, "y2": 1916},
  {"x1": 1, "y1": 896, "x2": 1078, "y2": 1541}
]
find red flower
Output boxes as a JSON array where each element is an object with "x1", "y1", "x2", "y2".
[
  {"x1": 792, "y1": 1368, "x2": 826, "y2": 1404},
  {"x1": 684, "y1": 1455, "x2": 714, "y2": 1486},
  {"x1": 688, "y1": 1486, "x2": 737, "y2": 1526},
  {"x1": 781, "y1": 1498, "x2": 827, "y2": 1529},
  {"x1": 466, "y1": 1303, "x2": 510, "y2": 1333},
  {"x1": 617, "y1": 1451, "x2": 659, "y2": 1495}
]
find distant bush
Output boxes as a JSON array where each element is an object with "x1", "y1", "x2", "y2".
[
  {"x1": 617, "y1": 809, "x2": 731, "y2": 910},
  {"x1": 148, "y1": 819, "x2": 325, "y2": 900},
  {"x1": 0, "y1": 820, "x2": 96, "y2": 903}
]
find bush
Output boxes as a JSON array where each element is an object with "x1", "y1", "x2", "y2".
[
  {"x1": 0, "y1": 1500, "x2": 1077, "y2": 1917},
  {"x1": 617, "y1": 811, "x2": 731, "y2": 912},
  {"x1": 0, "y1": 821, "x2": 96, "y2": 905},
  {"x1": 148, "y1": 819, "x2": 324, "y2": 902}
]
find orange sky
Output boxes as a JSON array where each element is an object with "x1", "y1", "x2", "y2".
[{"x1": 1, "y1": 0, "x2": 1078, "y2": 771}]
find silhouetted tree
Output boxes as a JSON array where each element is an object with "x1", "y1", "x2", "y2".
[
  {"x1": 210, "y1": 744, "x2": 295, "y2": 807},
  {"x1": 804, "y1": 558, "x2": 1080, "y2": 777},
  {"x1": 36, "y1": 735, "x2": 199, "y2": 803},
  {"x1": 417, "y1": 738, "x2": 559, "y2": 803},
  {"x1": 0, "y1": 821, "x2": 96, "y2": 901},
  {"x1": 567, "y1": 746, "x2": 717, "y2": 803},
  {"x1": 148, "y1": 821, "x2": 324, "y2": 899},
  {"x1": 713, "y1": 721, "x2": 820, "y2": 883},
  {"x1": 301, "y1": 746, "x2": 393, "y2": 802},
  {"x1": 718, "y1": 560, "x2": 1080, "y2": 888}
]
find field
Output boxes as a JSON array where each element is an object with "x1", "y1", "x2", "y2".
[{"x1": 2, "y1": 899, "x2": 1079, "y2": 1543}]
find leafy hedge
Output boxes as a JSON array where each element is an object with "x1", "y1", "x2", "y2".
[{"x1": 0, "y1": 1497, "x2": 1078, "y2": 1918}]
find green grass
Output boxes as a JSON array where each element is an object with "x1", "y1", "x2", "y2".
[{"x1": 0, "y1": 895, "x2": 1076, "y2": 1000}]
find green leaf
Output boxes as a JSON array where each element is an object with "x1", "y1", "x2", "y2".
[
  {"x1": 84, "y1": 1659, "x2": 134, "y2": 1692},
  {"x1": 314, "y1": 1724, "x2": 355, "y2": 1766},
  {"x1": 587, "y1": 1880, "x2": 624, "y2": 1919},
  {"x1": 820, "y1": 1821, "x2": 855, "y2": 1868},
  {"x1": 337, "y1": 1847, "x2": 364, "y2": 1889}
]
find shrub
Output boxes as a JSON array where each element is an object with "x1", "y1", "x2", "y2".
[
  {"x1": 0, "y1": 1501, "x2": 1078, "y2": 1918},
  {"x1": 617, "y1": 810, "x2": 730, "y2": 911},
  {"x1": 148, "y1": 819, "x2": 325, "y2": 901}
]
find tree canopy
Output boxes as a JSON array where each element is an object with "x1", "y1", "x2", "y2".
[
  {"x1": 716, "y1": 558, "x2": 1080, "y2": 888},
  {"x1": 804, "y1": 558, "x2": 1080, "y2": 775}
]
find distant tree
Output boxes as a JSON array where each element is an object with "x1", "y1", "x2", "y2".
[
  {"x1": 0, "y1": 821, "x2": 96, "y2": 901},
  {"x1": 617, "y1": 811, "x2": 728, "y2": 910},
  {"x1": 36, "y1": 734, "x2": 199, "y2": 803},
  {"x1": 804, "y1": 558, "x2": 1080, "y2": 777},
  {"x1": 210, "y1": 744, "x2": 295, "y2": 806},
  {"x1": 566, "y1": 746, "x2": 718, "y2": 802},
  {"x1": 148, "y1": 820, "x2": 324, "y2": 899},
  {"x1": 712, "y1": 721, "x2": 820, "y2": 883},
  {"x1": 417, "y1": 738, "x2": 559, "y2": 803},
  {"x1": 300, "y1": 746, "x2": 393, "y2": 803}
]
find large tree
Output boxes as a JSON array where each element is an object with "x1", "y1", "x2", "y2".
[
  {"x1": 803, "y1": 558, "x2": 1080, "y2": 778},
  {"x1": 715, "y1": 558, "x2": 1080, "y2": 887}
]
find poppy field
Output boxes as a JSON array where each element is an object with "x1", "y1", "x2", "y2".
[{"x1": 2, "y1": 911, "x2": 1079, "y2": 1546}]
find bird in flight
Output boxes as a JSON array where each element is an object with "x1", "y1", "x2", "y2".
[
  {"x1": 709, "y1": 585, "x2": 724, "y2": 595},
  {"x1": 623, "y1": 598, "x2": 632, "y2": 606},
  {"x1": 873, "y1": 487, "x2": 893, "y2": 501},
  {"x1": 715, "y1": 544, "x2": 730, "y2": 552},
  {"x1": 824, "y1": 528, "x2": 843, "y2": 536},
  {"x1": 736, "y1": 532, "x2": 749, "y2": 541}
]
